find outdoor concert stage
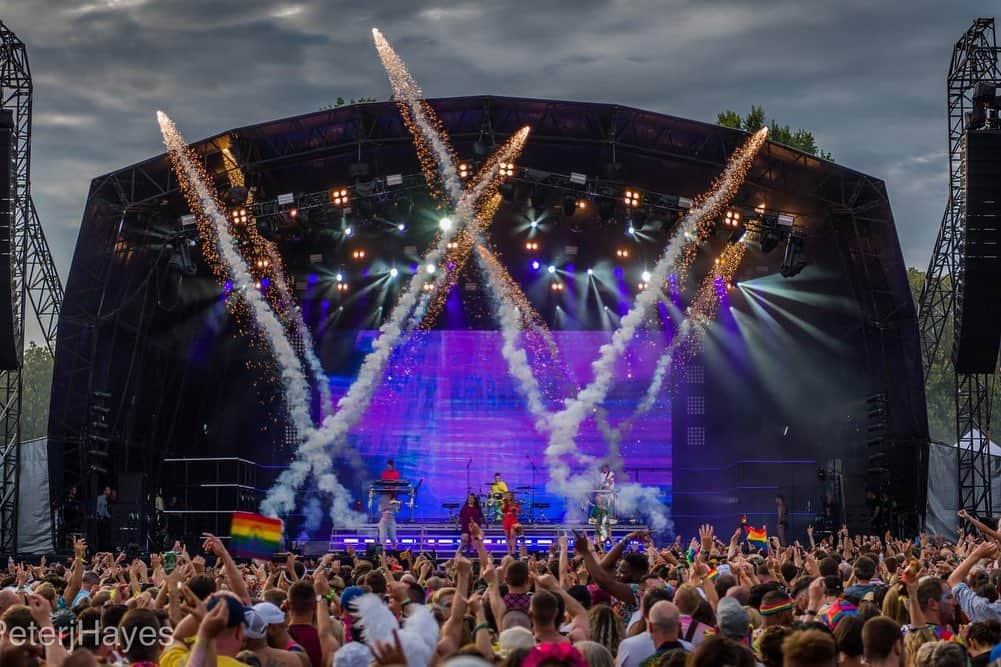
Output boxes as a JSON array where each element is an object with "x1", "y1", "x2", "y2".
[{"x1": 51, "y1": 96, "x2": 929, "y2": 546}]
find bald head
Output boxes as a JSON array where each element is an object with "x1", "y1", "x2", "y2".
[
  {"x1": 648, "y1": 601, "x2": 681, "y2": 643},
  {"x1": 0, "y1": 590, "x2": 19, "y2": 617}
]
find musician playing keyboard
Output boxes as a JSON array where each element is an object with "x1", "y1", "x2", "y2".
[{"x1": 380, "y1": 459, "x2": 401, "y2": 482}]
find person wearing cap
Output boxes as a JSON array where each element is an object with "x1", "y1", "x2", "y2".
[
  {"x1": 161, "y1": 592, "x2": 251, "y2": 667},
  {"x1": 244, "y1": 602, "x2": 305, "y2": 667},
  {"x1": 716, "y1": 596, "x2": 751, "y2": 644}
]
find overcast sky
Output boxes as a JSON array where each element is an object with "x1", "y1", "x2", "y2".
[{"x1": 3, "y1": 0, "x2": 993, "y2": 281}]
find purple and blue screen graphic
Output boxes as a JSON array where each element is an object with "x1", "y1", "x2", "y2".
[{"x1": 327, "y1": 330, "x2": 672, "y2": 520}]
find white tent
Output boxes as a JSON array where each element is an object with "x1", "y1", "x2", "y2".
[{"x1": 925, "y1": 430, "x2": 1001, "y2": 537}]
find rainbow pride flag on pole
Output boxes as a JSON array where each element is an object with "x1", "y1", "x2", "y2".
[
  {"x1": 230, "y1": 512, "x2": 283, "y2": 560},
  {"x1": 744, "y1": 525, "x2": 768, "y2": 552}
]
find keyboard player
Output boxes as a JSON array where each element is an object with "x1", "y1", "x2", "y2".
[{"x1": 381, "y1": 459, "x2": 401, "y2": 482}]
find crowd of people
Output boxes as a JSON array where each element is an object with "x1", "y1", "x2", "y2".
[{"x1": 5, "y1": 512, "x2": 1001, "y2": 666}]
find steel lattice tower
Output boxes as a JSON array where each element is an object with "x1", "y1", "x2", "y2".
[
  {"x1": 917, "y1": 18, "x2": 1001, "y2": 518},
  {"x1": 0, "y1": 22, "x2": 65, "y2": 553}
]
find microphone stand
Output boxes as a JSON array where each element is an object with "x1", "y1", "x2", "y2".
[{"x1": 466, "y1": 459, "x2": 472, "y2": 494}]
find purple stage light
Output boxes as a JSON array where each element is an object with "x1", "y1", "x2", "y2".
[
  {"x1": 261, "y1": 278, "x2": 271, "y2": 288},
  {"x1": 224, "y1": 280, "x2": 233, "y2": 292},
  {"x1": 308, "y1": 273, "x2": 318, "y2": 284},
  {"x1": 531, "y1": 260, "x2": 541, "y2": 270}
]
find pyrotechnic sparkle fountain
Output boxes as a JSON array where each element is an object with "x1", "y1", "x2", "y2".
[
  {"x1": 156, "y1": 111, "x2": 356, "y2": 521},
  {"x1": 543, "y1": 130, "x2": 767, "y2": 510}
]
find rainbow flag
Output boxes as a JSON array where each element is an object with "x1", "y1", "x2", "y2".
[
  {"x1": 706, "y1": 567, "x2": 719, "y2": 581},
  {"x1": 745, "y1": 525, "x2": 768, "y2": 552},
  {"x1": 230, "y1": 512, "x2": 283, "y2": 560},
  {"x1": 686, "y1": 547, "x2": 698, "y2": 565}
]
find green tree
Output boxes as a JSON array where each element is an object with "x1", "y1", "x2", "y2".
[
  {"x1": 907, "y1": 267, "x2": 955, "y2": 442},
  {"x1": 716, "y1": 105, "x2": 833, "y2": 160},
  {"x1": 20, "y1": 341, "x2": 54, "y2": 441}
]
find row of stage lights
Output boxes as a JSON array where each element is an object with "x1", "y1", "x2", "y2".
[{"x1": 213, "y1": 160, "x2": 804, "y2": 302}]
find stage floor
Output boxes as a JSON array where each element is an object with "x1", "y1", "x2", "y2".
[{"x1": 305, "y1": 521, "x2": 639, "y2": 555}]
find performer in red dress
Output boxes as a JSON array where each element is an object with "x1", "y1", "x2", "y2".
[
  {"x1": 458, "y1": 493, "x2": 485, "y2": 555},
  {"x1": 501, "y1": 491, "x2": 523, "y2": 555}
]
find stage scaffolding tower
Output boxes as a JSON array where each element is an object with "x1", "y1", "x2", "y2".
[
  {"x1": 917, "y1": 18, "x2": 1001, "y2": 519},
  {"x1": 0, "y1": 22, "x2": 65, "y2": 553}
]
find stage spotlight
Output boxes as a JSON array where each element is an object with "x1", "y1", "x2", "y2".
[
  {"x1": 724, "y1": 209, "x2": 741, "y2": 227},
  {"x1": 562, "y1": 194, "x2": 577, "y2": 217},
  {"x1": 351, "y1": 249, "x2": 366, "y2": 260},
  {"x1": 422, "y1": 283, "x2": 433, "y2": 292},
  {"x1": 615, "y1": 248, "x2": 630, "y2": 259},
  {"x1": 439, "y1": 217, "x2": 453, "y2": 231},
  {"x1": 529, "y1": 220, "x2": 538, "y2": 229},
  {"x1": 335, "y1": 272, "x2": 344, "y2": 282},
  {"x1": 641, "y1": 271, "x2": 651, "y2": 282},
  {"x1": 389, "y1": 268, "x2": 399, "y2": 278},
  {"x1": 447, "y1": 241, "x2": 459, "y2": 250},
  {"x1": 331, "y1": 188, "x2": 350, "y2": 207},
  {"x1": 637, "y1": 282, "x2": 648, "y2": 290},
  {"x1": 397, "y1": 223, "x2": 406, "y2": 232},
  {"x1": 525, "y1": 241, "x2": 540, "y2": 251},
  {"x1": 426, "y1": 264, "x2": 436, "y2": 274},
  {"x1": 587, "y1": 268, "x2": 593, "y2": 276},
  {"x1": 344, "y1": 226, "x2": 353, "y2": 237},
  {"x1": 780, "y1": 236, "x2": 808, "y2": 277},
  {"x1": 627, "y1": 224, "x2": 636, "y2": 236},
  {"x1": 499, "y1": 161, "x2": 515, "y2": 178},
  {"x1": 229, "y1": 207, "x2": 249, "y2": 225},
  {"x1": 531, "y1": 260, "x2": 541, "y2": 271},
  {"x1": 458, "y1": 162, "x2": 471, "y2": 179},
  {"x1": 548, "y1": 265, "x2": 557, "y2": 274},
  {"x1": 624, "y1": 189, "x2": 641, "y2": 208}
]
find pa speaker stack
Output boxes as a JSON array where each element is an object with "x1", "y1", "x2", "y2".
[{"x1": 956, "y1": 129, "x2": 1001, "y2": 374}]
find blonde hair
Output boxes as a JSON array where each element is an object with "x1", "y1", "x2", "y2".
[{"x1": 903, "y1": 627, "x2": 937, "y2": 667}]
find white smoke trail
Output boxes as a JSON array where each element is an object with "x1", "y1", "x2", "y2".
[
  {"x1": 156, "y1": 111, "x2": 356, "y2": 522},
  {"x1": 544, "y1": 129, "x2": 768, "y2": 505},
  {"x1": 373, "y1": 26, "x2": 681, "y2": 531},
  {"x1": 265, "y1": 244, "x2": 334, "y2": 418},
  {"x1": 261, "y1": 128, "x2": 530, "y2": 519}
]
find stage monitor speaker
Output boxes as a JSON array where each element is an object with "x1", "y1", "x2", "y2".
[
  {"x1": 956, "y1": 129, "x2": 1001, "y2": 373},
  {"x1": 0, "y1": 110, "x2": 17, "y2": 371}
]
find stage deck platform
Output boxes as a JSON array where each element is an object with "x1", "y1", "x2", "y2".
[{"x1": 311, "y1": 521, "x2": 640, "y2": 555}]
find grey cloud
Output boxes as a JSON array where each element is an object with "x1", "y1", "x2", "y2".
[{"x1": 4, "y1": 0, "x2": 992, "y2": 290}]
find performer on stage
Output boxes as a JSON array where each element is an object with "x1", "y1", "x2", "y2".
[
  {"x1": 487, "y1": 472, "x2": 508, "y2": 524},
  {"x1": 775, "y1": 494, "x2": 788, "y2": 546},
  {"x1": 599, "y1": 463, "x2": 616, "y2": 521},
  {"x1": 378, "y1": 494, "x2": 400, "y2": 549},
  {"x1": 380, "y1": 459, "x2": 401, "y2": 482},
  {"x1": 600, "y1": 463, "x2": 615, "y2": 490},
  {"x1": 459, "y1": 493, "x2": 485, "y2": 554},
  {"x1": 501, "y1": 491, "x2": 523, "y2": 555},
  {"x1": 590, "y1": 491, "x2": 612, "y2": 544},
  {"x1": 490, "y1": 472, "x2": 508, "y2": 496}
]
